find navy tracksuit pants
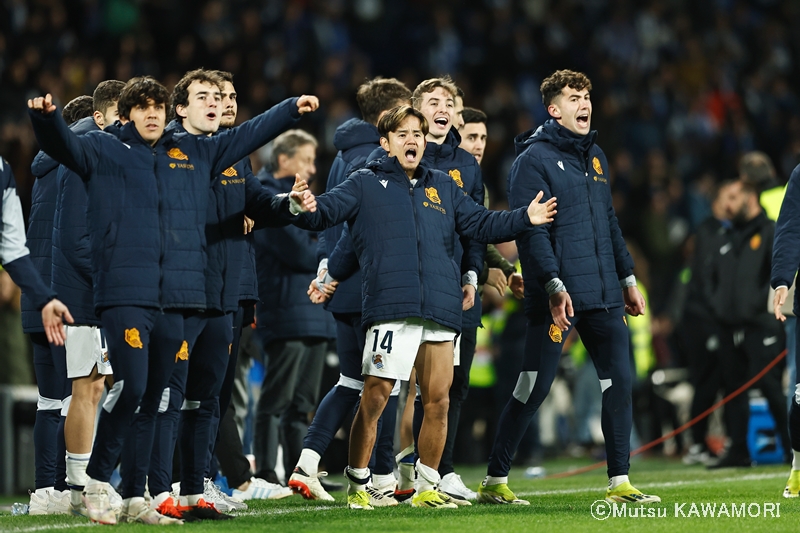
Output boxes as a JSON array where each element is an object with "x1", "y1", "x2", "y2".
[
  {"x1": 487, "y1": 307, "x2": 633, "y2": 478},
  {"x1": 87, "y1": 307, "x2": 184, "y2": 498}
]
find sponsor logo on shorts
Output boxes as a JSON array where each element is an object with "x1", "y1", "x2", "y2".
[
  {"x1": 548, "y1": 324, "x2": 562, "y2": 343},
  {"x1": 175, "y1": 340, "x2": 189, "y2": 362},
  {"x1": 449, "y1": 169, "x2": 463, "y2": 188},
  {"x1": 124, "y1": 328, "x2": 143, "y2": 349},
  {"x1": 372, "y1": 353, "x2": 384, "y2": 370}
]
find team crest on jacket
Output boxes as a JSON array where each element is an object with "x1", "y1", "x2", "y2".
[
  {"x1": 175, "y1": 340, "x2": 189, "y2": 362},
  {"x1": 548, "y1": 324, "x2": 562, "y2": 343},
  {"x1": 221, "y1": 167, "x2": 238, "y2": 177},
  {"x1": 167, "y1": 147, "x2": 189, "y2": 161},
  {"x1": 425, "y1": 187, "x2": 442, "y2": 204},
  {"x1": 372, "y1": 353, "x2": 384, "y2": 369},
  {"x1": 592, "y1": 157, "x2": 603, "y2": 175},
  {"x1": 750, "y1": 233, "x2": 761, "y2": 250},
  {"x1": 124, "y1": 328, "x2": 143, "y2": 349},
  {"x1": 449, "y1": 169, "x2": 464, "y2": 188}
]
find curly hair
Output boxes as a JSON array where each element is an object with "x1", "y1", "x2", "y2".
[
  {"x1": 540, "y1": 70, "x2": 592, "y2": 106},
  {"x1": 62, "y1": 95, "x2": 94, "y2": 124},
  {"x1": 117, "y1": 76, "x2": 169, "y2": 120}
]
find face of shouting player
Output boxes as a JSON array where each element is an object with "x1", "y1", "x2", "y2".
[
  {"x1": 549, "y1": 86, "x2": 592, "y2": 136},
  {"x1": 380, "y1": 115, "x2": 427, "y2": 179},
  {"x1": 176, "y1": 80, "x2": 222, "y2": 136},
  {"x1": 418, "y1": 86, "x2": 454, "y2": 143}
]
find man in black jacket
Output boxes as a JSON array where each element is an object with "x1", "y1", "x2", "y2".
[
  {"x1": 710, "y1": 179, "x2": 789, "y2": 468},
  {"x1": 480, "y1": 70, "x2": 658, "y2": 505}
]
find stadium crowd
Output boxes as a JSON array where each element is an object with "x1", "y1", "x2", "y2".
[{"x1": 1, "y1": 0, "x2": 800, "y2": 523}]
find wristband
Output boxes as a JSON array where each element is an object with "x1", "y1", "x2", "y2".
[
  {"x1": 462, "y1": 270, "x2": 478, "y2": 291},
  {"x1": 545, "y1": 278, "x2": 567, "y2": 296},
  {"x1": 619, "y1": 275, "x2": 637, "y2": 289}
]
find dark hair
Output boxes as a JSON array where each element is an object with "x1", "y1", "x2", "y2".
[
  {"x1": 739, "y1": 151, "x2": 777, "y2": 193},
  {"x1": 462, "y1": 107, "x2": 487, "y2": 125},
  {"x1": 540, "y1": 70, "x2": 593, "y2": 106},
  {"x1": 62, "y1": 95, "x2": 94, "y2": 124},
  {"x1": 377, "y1": 105, "x2": 429, "y2": 139},
  {"x1": 411, "y1": 76, "x2": 458, "y2": 109},
  {"x1": 117, "y1": 76, "x2": 169, "y2": 120},
  {"x1": 92, "y1": 80, "x2": 125, "y2": 116},
  {"x1": 212, "y1": 70, "x2": 234, "y2": 84},
  {"x1": 356, "y1": 77, "x2": 412, "y2": 126},
  {"x1": 170, "y1": 69, "x2": 224, "y2": 121}
]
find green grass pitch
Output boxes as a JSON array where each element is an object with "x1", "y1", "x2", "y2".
[{"x1": 0, "y1": 458, "x2": 796, "y2": 532}]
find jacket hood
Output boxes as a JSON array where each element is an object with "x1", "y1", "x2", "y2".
[
  {"x1": 334, "y1": 118, "x2": 379, "y2": 152},
  {"x1": 514, "y1": 119, "x2": 598, "y2": 157},
  {"x1": 119, "y1": 119, "x2": 175, "y2": 146},
  {"x1": 32, "y1": 116, "x2": 100, "y2": 177},
  {"x1": 366, "y1": 154, "x2": 432, "y2": 185},
  {"x1": 423, "y1": 127, "x2": 462, "y2": 161}
]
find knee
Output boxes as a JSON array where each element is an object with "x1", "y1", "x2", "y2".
[
  {"x1": 360, "y1": 384, "x2": 392, "y2": 418},
  {"x1": 422, "y1": 395, "x2": 450, "y2": 419}
]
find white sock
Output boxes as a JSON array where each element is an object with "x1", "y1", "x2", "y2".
[
  {"x1": 414, "y1": 460, "x2": 440, "y2": 493},
  {"x1": 486, "y1": 476, "x2": 507, "y2": 486},
  {"x1": 345, "y1": 466, "x2": 370, "y2": 492},
  {"x1": 85, "y1": 478, "x2": 106, "y2": 490},
  {"x1": 793, "y1": 451, "x2": 800, "y2": 470},
  {"x1": 297, "y1": 449, "x2": 321, "y2": 477},
  {"x1": 66, "y1": 452, "x2": 91, "y2": 489},
  {"x1": 153, "y1": 491, "x2": 171, "y2": 507},
  {"x1": 187, "y1": 494, "x2": 203, "y2": 506},
  {"x1": 372, "y1": 473, "x2": 395, "y2": 490},
  {"x1": 609, "y1": 475, "x2": 629, "y2": 490}
]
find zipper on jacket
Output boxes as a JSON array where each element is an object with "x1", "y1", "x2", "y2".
[
  {"x1": 409, "y1": 183, "x2": 424, "y2": 314},
  {"x1": 155, "y1": 149, "x2": 165, "y2": 311},
  {"x1": 584, "y1": 158, "x2": 606, "y2": 306}
]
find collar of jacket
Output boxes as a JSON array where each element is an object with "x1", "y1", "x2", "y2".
[
  {"x1": 334, "y1": 118, "x2": 379, "y2": 152},
  {"x1": 515, "y1": 119, "x2": 598, "y2": 157},
  {"x1": 368, "y1": 154, "x2": 431, "y2": 186},
  {"x1": 423, "y1": 127, "x2": 462, "y2": 161},
  {"x1": 119, "y1": 120, "x2": 175, "y2": 147}
]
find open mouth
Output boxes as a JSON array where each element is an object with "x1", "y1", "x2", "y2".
[
  {"x1": 434, "y1": 116, "x2": 448, "y2": 127},
  {"x1": 206, "y1": 112, "x2": 217, "y2": 120},
  {"x1": 404, "y1": 148, "x2": 417, "y2": 162},
  {"x1": 576, "y1": 113, "x2": 589, "y2": 126}
]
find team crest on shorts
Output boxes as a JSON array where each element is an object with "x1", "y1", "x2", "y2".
[
  {"x1": 548, "y1": 324, "x2": 562, "y2": 343},
  {"x1": 592, "y1": 157, "x2": 603, "y2": 175},
  {"x1": 425, "y1": 187, "x2": 441, "y2": 204},
  {"x1": 175, "y1": 341, "x2": 189, "y2": 362},
  {"x1": 167, "y1": 147, "x2": 189, "y2": 161},
  {"x1": 124, "y1": 328, "x2": 143, "y2": 349},
  {"x1": 372, "y1": 353, "x2": 384, "y2": 370},
  {"x1": 449, "y1": 169, "x2": 463, "y2": 188}
]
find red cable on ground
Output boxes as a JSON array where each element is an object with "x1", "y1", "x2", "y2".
[{"x1": 546, "y1": 348, "x2": 788, "y2": 479}]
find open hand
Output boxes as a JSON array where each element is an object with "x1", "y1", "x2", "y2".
[
  {"x1": 28, "y1": 93, "x2": 57, "y2": 115},
  {"x1": 42, "y1": 298, "x2": 74, "y2": 345},
  {"x1": 462, "y1": 284, "x2": 476, "y2": 311},
  {"x1": 549, "y1": 290, "x2": 573, "y2": 331},
  {"x1": 296, "y1": 95, "x2": 320, "y2": 115},
  {"x1": 485, "y1": 268, "x2": 507, "y2": 296},
  {"x1": 774, "y1": 286, "x2": 789, "y2": 322},
  {"x1": 527, "y1": 191, "x2": 557, "y2": 226},
  {"x1": 508, "y1": 272, "x2": 524, "y2": 299}
]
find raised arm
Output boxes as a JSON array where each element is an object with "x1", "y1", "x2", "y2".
[
  {"x1": 242, "y1": 158, "x2": 295, "y2": 228},
  {"x1": 27, "y1": 94, "x2": 95, "y2": 179},
  {"x1": 293, "y1": 173, "x2": 364, "y2": 232}
]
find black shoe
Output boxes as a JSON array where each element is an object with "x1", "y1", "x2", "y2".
[
  {"x1": 179, "y1": 499, "x2": 234, "y2": 521},
  {"x1": 319, "y1": 477, "x2": 344, "y2": 492},
  {"x1": 707, "y1": 454, "x2": 752, "y2": 469}
]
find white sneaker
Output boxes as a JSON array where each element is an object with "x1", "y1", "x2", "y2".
[
  {"x1": 121, "y1": 500, "x2": 183, "y2": 525},
  {"x1": 204, "y1": 478, "x2": 248, "y2": 511},
  {"x1": 232, "y1": 477, "x2": 293, "y2": 501},
  {"x1": 47, "y1": 489, "x2": 71, "y2": 514},
  {"x1": 82, "y1": 482, "x2": 117, "y2": 525},
  {"x1": 288, "y1": 468, "x2": 335, "y2": 501},
  {"x1": 108, "y1": 485, "x2": 123, "y2": 517},
  {"x1": 683, "y1": 444, "x2": 713, "y2": 466},
  {"x1": 440, "y1": 473, "x2": 477, "y2": 503},
  {"x1": 28, "y1": 488, "x2": 50, "y2": 515},
  {"x1": 366, "y1": 482, "x2": 398, "y2": 507}
]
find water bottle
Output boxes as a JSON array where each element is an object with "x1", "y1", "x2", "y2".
[{"x1": 11, "y1": 502, "x2": 29, "y2": 515}]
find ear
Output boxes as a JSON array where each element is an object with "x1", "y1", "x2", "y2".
[
  {"x1": 175, "y1": 104, "x2": 187, "y2": 119},
  {"x1": 379, "y1": 136, "x2": 390, "y2": 151},
  {"x1": 547, "y1": 103, "x2": 561, "y2": 119},
  {"x1": 93, "y1": 110, "x2": 104, "y2": 128}
]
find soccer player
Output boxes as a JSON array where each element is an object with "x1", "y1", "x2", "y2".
[
  {"x1": 289, "y1": 77, "x2": 412, "y2": 506},
  {"x1": 252, "y1": 129, "x2": 336, "y2": 488},
  {"x1": 22, "y1": 95, "x2": 94, "y2": 516},
  {"x1": 27, "y1": 79, "x2": 318, "y2": 524},
  {"x1": 405, "y1": 77, "x2": 485, "y2": 505},
  {"x1": 293, "y1": 104, "x2": 556, "y2": 510},
  {"x1": 51, "y1": 82, "x2": 125, "y2": 518},
  {"x1": 479, "y1": 70, "x2": 659, "y2": 505}
]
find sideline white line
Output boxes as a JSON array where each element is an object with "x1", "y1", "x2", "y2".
[
  {"x1": 235, "y1": 504, "x2": 338, "y2": 516},
  {"x1": 0, "y1": 524, "x2": 93, "y2": 533},
  {"x1": 517, "y1": 472, "x2": 787, "y2": 497}
]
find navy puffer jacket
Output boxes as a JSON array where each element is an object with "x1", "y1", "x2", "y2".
[
  {"x1": 28, "y1": 98, "x2": 299, "y2": 311},
  {"x1": 508, "y1": 119, "x2": 634, "y2": 317},
  {"x1": 254, "y1": 170, "x2": 335, "y2": 345},
  {"x1": 316, "y1": 118, "x2": 380, "y2": 314},
  {"x1": 21, "y1": 139, "x2": 63, "y2": 332},
  {"x1": 297, "y1": 155, "x2": 533, "y2": 333},
  {"x1": 422, "y1": 129, "x2": 486, "y2": 328},
  {"x1": 51, "y1": 116, "x2": 101, "y2": 325}
]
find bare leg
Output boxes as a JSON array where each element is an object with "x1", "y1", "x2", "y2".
[{"x1": 348, "y1": 376, "x2": 394, "y2": 469}]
